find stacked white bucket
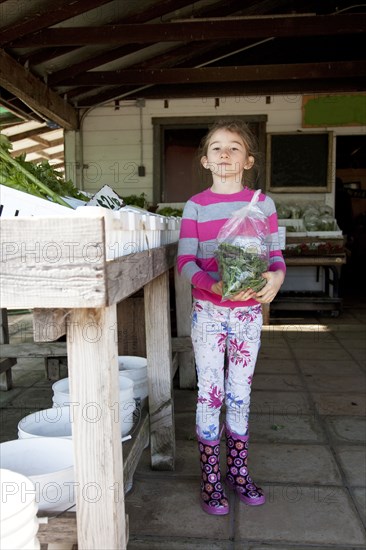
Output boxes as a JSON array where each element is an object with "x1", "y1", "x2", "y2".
[
  {"x1": 0, "y1": 469, "x2": 40, "y2": 550},
  {"x1": 76, "y1": 205, "x2": 181, "y2": 259},
  {"x1": 50, "y1": 375, "x2": 136, "y2": 437}
]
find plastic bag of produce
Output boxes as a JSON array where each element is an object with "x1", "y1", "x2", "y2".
[{"x1": 215, "y1": 189, "x2": 270, "y2": 300}]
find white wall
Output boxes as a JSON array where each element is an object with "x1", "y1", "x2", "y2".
[{"x1": 75, "y1": 94, "x2": 365, "y2": 205}]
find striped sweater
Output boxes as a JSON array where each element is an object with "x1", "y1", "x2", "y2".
[{"x1": 177, "y1": 187, "x2": 286, "y2": 308}]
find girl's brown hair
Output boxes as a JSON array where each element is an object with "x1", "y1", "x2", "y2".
[
  {"x1": 197, "y1": 119, "x2": 259, "y2": 185},
  {"x1": 198, "y1": 119, "x2": 258, "y2": 160}
]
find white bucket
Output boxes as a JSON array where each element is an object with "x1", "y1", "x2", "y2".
[
  {"x1": 51, "y1": 377, "x2": 136, "y2": 437},
  {"x1": 118, "y1": 356, "x2": 148, "y2": 408},
  {"x1": 0, "y1": 439, "x2": 75, "y2": 514},
  {"x1": 18, "y1": 406, "x2": 72, "y2": 439},
  {"x1": 0, "y1": 468, "x2": 40, "y2": 550}
]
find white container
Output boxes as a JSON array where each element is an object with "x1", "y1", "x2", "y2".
[
  {"x1": 0, "y1": 439, "x2": 75, "y2": 514},
  {"x1": 18, "y1": 406, "x2": 73, "y2": 439},
  {"x1": 0, "y1": 468, "x2": 40, "y2": 550},
  {"x1": 51, "y1": 377, "x2": 135, "y2": 437},
  {"x1": 118, "y1": 356, "x2": 148, "y2": 408}
]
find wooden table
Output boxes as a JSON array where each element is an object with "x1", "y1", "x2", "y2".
[
  {"x1": 0, "y1": 212, "x2": 182, "y2": 550},
  {"x1": 271, "y1": 253, "x2": 346, "y2": 314}
]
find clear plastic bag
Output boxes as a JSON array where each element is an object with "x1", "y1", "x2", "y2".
[{"x1": 215, "y1": 189, "x2": 270, "y2": 299}]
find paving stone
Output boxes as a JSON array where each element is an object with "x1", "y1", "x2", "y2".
[
  {"x1": 298, "y1": 358, "x2": 363, "y2": 375},
  {"x1": 126, "y1": 478, "x2": 232, "y2": 539},
  {"x1": 258, "y1": 347, "x2": 293, "y2": 360},
  {"x1": 174, "y1": 389, "x2": 197, "y2": 413},
  {"x1": 0, "y1": 386, "x2": 24, "y2": 407},
  {"x1": 305, "y1": 373, "x2": 366, "y2": 393},
  {"x1": 128, "y1": 537, "x2": 233, "y2": 550},
  {"x1": 175, "y1": 411, "x2": 196, "y2": 440},
  {"x1": 252, "y1": 374, "x2": 305, "y2": 392},
  {"x1": 235, "y1": 485, "x2": 366, "y2": 546},
  {"x1": 352, "y1": 487, "x2": 366, "y2": 520},
  {"x1": 312, "y1": 392, "x2": 366, "y2": 416},
  {"x1": 348, "y1": 348, "x2": 366, "y2": 366},
  {"x1": 334, "y1": 445, "x2": 366, "y2": 487},
  {"x1": 3, "y1": 386, "x2": 53, "y2": 410},
  {"x1": 324, "y1": 416, "x2": 366, "y2": 443},
  {"x1": 250, "y1": 391, "x2": 313, "y2": 416},
  {"x1": 290, "y1": 347, "x2": 353, "y2": 361},
  {"x1": 255, "y1": 359, "x2": 298, "y2": 374},
  {"x1": 250, "y1": 413, "x2": 326, "y2": 444},
  {"x1": 0, "y1": 407, "x2": 34, "y2": 439},
  {"x1": 249, "y1": 443, "x2": 342, "y2": 485},
  {"x1": 135, "y1": 440, "x2": 201, "y2": 477}
]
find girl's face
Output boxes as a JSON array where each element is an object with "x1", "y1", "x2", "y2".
[{"x1": 201, "y1": 129, "x2": 254, "y2": 183}]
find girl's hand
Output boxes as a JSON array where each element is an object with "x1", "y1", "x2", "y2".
[
  {"x1": 230, "y1": 288, "x2": 257, "y2": 301},
  {"x1": 253, "y1": 270, "x2": 285, "y2": 303},
  {"x1": 211, "y1": 281, "x2": 223, "y2": 295}
]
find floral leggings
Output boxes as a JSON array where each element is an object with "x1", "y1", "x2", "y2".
[{"x1": 191, "y1": 300, "x2": 262, "y2": 441}]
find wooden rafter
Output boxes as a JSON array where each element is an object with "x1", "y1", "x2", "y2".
[
  {"x1": 11, "y1": 15, "x2": 366, "y2": 47},
  {"x1": 6, "y1": 126, "x2": 50, "y2": 141},
  {"x1": 0, "y1": 0, "x2": 113, "y2": 46},
  {"x1": 32, "y1": 136, "x2": 64, "y2": 147},
  {"x1": 0, "y1": 49, "x2": 78, "y2": 130},
  {"x1": 16, "y1": 0, "x2": 194, "y2": 67},
  {"x1": 58, "y1": 60, "x2": 366, "y2": 86},
  {"x1": 76, "y1": 77, "x2": 366, "y2": 107}
]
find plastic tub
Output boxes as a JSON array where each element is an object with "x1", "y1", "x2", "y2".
[
  {"x1": 0, "y1": 438, "x2": 75, "y2": 513},
  {"x1": 18, "y1": 406, "x2": 72, "y2": 439},
  {"x1": 0, "y1": 468, "x2": 40, "y2": 549},
  {"x1": 52, "y1": 377, "x2": 135, "y2": 436},
  {"x1": 118, "y1": 356, "x2": 148, "y2": 408}
]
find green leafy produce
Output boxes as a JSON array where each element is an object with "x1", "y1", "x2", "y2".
[
  {"x1": 0, "y1": 134, "x2": 88, "y2": 205},
  {"x1": 157, "y1": 206, "x2": 183, "y2": 217},
  {"x1": 215, "y1": 242, "x2": 268, "y2": 298},
  {"x1": 121, "y1": 193, "x2": 148, "y2": 208}
]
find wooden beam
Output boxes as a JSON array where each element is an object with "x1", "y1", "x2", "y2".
[
  {"x1": 7, "y1": 125, "x2": 50, "y2": 142},
  {"x1": 78, "y1": 77, "x2": 366, "y2": 106},
  {"x1": 59, "y1": 60, "x2": 366, "y2": 86},
  {"x1": 11, "y1": 15, "x2": 366, "y2": 46},
  {"x1": 32, "y1": 136, "x2": 64, "y2": 147},
  {"x1": 0, "y1": 0, "x2": 114, "y2": 46},
  {"x1": 0, "y1": 49, "x2": 78, "y2": 130}
]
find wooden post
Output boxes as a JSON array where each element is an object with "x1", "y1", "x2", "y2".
[
  {"x1": 67, "y1": 306, "x2": 127, "y2": 550},
  {"x1": 262, "y1": 303, "x2": 270, "y2": 325},
  {"x1": 0, "y1": 309, "x2": 16, "y2": 390},
  {"x1": 174, "y1": 267, "x2": 196, "y2": 389},
  {"x1": 144, "y1": 271, "x2": 175, "y2": 470}
]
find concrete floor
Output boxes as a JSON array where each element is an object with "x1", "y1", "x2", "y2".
[{"x1": 1, "y1": 302, "x2": 366, "y2": 550}]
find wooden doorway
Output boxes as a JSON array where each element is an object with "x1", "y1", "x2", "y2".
[{"x1": 152, "y1": 115, "x2": 267, "y2": 204}]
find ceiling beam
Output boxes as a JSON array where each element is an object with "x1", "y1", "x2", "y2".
[
  {"x1": 32, "y1": 136, "x2": 64, "y2": 147},
  {"x1": 76, "y1": 77, "x2": 366, "y2": 107},
  {"x1": 11, "y1": 14, "x2": 366, "y2": 46},
  {"x1": 0, "y1": 0, "x2": 113, "y2": 46},
  {"x1": 0, "y1": 49, "x2": 78, "y2": 130},
  {"x1": 58, "y1": 60, "x2": 366, "y2": 86},
  {"x1": 6, "y1": 126, "x2": 51, "y2": 141}
]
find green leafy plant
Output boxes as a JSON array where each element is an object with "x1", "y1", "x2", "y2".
[
  {"x1": 0, "y1": 134, "x2": 88, "y2": 205},
  {"x1": 121, "y1": 193, "x2": 148, "y2": 208},
  {"x1": 215, "y1": 242, "x2": 268, "y2": 298}
]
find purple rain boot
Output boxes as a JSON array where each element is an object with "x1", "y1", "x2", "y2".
[
  {"x1": 225, "y1": 426, "x2": 265, "y2": 506},
  {"x1": 198, "y1": 434, "x2": 229, "y2": 515}
]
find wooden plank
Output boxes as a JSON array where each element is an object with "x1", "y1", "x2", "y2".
[
  {"x1": 61, "y1": 61, "x2": 366, "y2": 86},
  {"x1": 174, "y1": 267, "x2": 195, "y2": 389},
  {"x1": 123, "y1": 408, "x2": 149, "y2": 493},
  {"x1": 171, "y1": 351, "x2": 179, "y2": 380},
  {"x1": 117, "y1": 293, "x2": 146, "y2": 357},
  {"x1": 171, "y1": 336, "x2": 192, "y2": 353},
  {"x1": 285, "y1": 256, "x2": 346, "y2": 267},
  {"x1": 13, "y1": 15, "x2": 366, "y2": 46},
  {"x1": 106, "y1": 243, "x2": 177, "y2": 305},
  {"x1": 0, "y1": 342, "x2": 67, "y2": 357},
  {"x1": 33, "y1": 308, "x2": 67, "y2": 342},
  {"x1": 0, "y1": 309, "x2": 14, "y2": 390},
  {"x1": 144, "y1": 271, "x2": 175, "y2": 470},
  {"x1": 0, "y1": 49, "x2": 78, "y2": 130},
  {"x1": 37, "y1": 513, "x2": 77, "y2": 545},
  {"x1": 67, "y1": 306, "x2": 127, "y2": 550},
  {"x1": 0, "y1": 216, "x2": 107, "y2": 309}
]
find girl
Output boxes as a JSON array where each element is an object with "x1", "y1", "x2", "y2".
[{"x1": 177, "y1": 120, "x2": 286, "y2": 515}]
